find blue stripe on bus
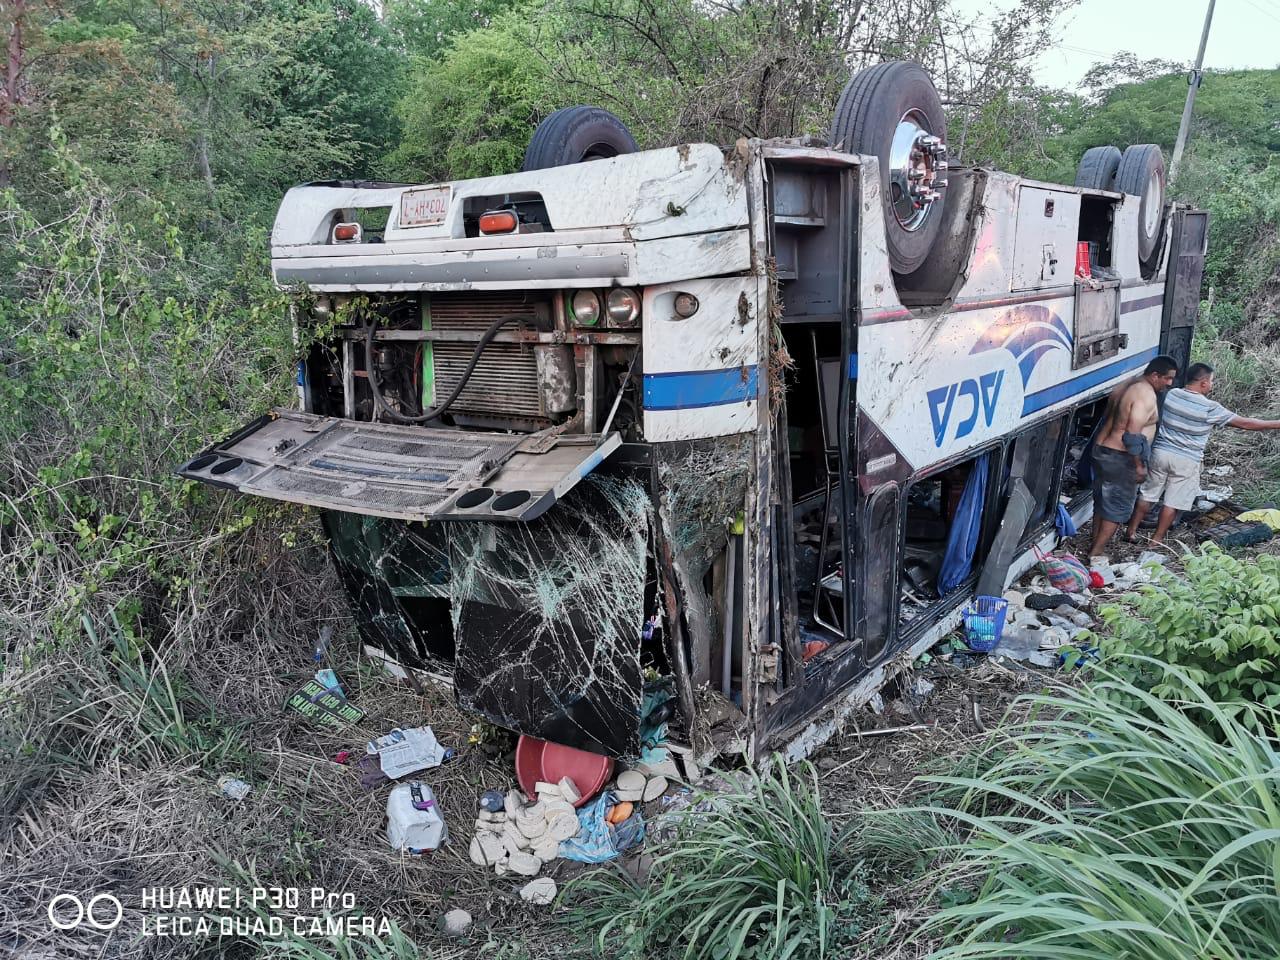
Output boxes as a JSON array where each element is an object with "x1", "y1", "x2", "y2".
[
  {"x1": 643, "y1": 366, "x2": 758, "y2": 411},
  {"x1": 848, "y1": 353, "x2": 858, "y2": 379},
  {"x1": 1021, "y1": 347, "x2": 1159, "y2": 416}
]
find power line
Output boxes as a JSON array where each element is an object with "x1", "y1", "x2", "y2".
[{"x1": 1238, "y1": 0, "x2": 1280, "y2": 27}]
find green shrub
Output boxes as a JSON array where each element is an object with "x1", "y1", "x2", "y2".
[
  {"x1": 1093, "y1": 546, "x2": 1280, "y2": 714},
  {"x1": 564, "y1": 759, "x2": 938, "y2": 959},
  {"x1": 919, "y1": 663, "x2": 1280, "y2": 958}
]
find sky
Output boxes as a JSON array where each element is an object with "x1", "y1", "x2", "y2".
[{"x1": 951, "y1": 0, "x2": 1280, "y2": 90}]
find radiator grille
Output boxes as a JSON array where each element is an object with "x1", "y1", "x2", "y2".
[{"x1": 428, "y1": 292, "x2": 548, "y2": 421}]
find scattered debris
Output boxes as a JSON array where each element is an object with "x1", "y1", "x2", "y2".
[
  {"x1": 386, "y1": 781, "x2": 447, "y2": 852},
  {"x1": 961, "y1": 596, "x2": 1008, "y2": 652},
  {"x1": 853, "y1": 723, "x2": 929, "y2": 738},
  {"x1": 560, "y1": 790, "x2": 646, "y2": 863},
  {"x1": 1024, "y1": 592, "x2": 1075, "y2": 611},
  {"x1": 472, "y1": 781, "x2": 580, "y2": 877},
  {"x1": 1059, "y1": 644, "x2": 1101, "y2": 669},
  {"x1": 519, "y1": 877, "x2": 557, "y2": 906},
  {"x1": 440, "y1": 909, "x2": 472, "y2": 937},
  {"x1": 615, "y1": 770, "x2": 645, "y2": 802},
  {"x1": 1202, "y1": 518, "x2": 1276, "y2": 548},
  {"x1": 1136, "y1": 551, "x2": 1166, "y2": 568},
  {"x1": 641, "y1": 775, "x2": 669, "y2": 802},
  {"x1": 367, "y1": 726, "x2": 448, "y2": 779},
  {"x1": 1088, "y1": 559, "x2": 1115, "y2": 585},
  {"x1": 516, "y1": 735, "x2": 611, "y2": 807},
  {"x1": 284, "y1": 677, "x2": 366, "y2": 727},
  {"x1": 606, "y1": 802, "x2": 634, "y2": 824},
  {"x1": 1035, "y1": 548, "x2": 1091, "y2": 593},
  {"x1": 1204, "y1": 464, "x2": 1234, "y2": 478},
  {"x1": 1199, "y1": 484, "x2": 1233, "y2": 503},
  {"x1": 216, "y1": 776, "x2": 251, "y2": 801}
]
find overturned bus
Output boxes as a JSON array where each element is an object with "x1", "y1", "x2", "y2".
[{"x1": 180, "y1": 62, "x2": 1206, "y2": 771}]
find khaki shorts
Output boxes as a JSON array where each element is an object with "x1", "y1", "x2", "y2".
[{"x1": 1139, "y1": 449, "x2": 1201, "y2": 511}]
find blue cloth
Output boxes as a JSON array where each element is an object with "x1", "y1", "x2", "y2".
[
  {"x1": 938, "y1": 454, "x2": 990, "y2": 595},
  {"x1": 1055, "y1": 503, "x2": 1077, "y2": 538},
  {"x1": 558, "y1": 790, "x2": 645, "y2": 863}
]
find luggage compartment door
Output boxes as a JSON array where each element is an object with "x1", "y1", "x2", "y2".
[{"x1": 177, "y1": 409, "x2": 621, "y2": 523}]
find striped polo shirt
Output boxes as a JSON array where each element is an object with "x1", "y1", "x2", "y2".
[{"x1": 1153, "y1": 387, "x2": 1236, "y2": 462}]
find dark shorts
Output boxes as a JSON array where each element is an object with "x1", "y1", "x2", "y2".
[{"x1": 1092, "y1": 446, "x2": 1139, "y2": 523}]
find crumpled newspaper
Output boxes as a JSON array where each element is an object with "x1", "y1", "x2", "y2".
[{"x1": 366, "y1": 726, "x2": 447, "y2": 779}]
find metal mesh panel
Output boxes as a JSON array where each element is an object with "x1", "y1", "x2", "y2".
[{"x1": 429, "y1": 292, "x2": 547, "y2": 420}]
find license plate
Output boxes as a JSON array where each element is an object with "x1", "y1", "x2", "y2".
[{"x1": 399, "y1": 186, "x2": 451, "y2": 228}]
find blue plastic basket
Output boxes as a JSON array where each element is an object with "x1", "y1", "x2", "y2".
[{"x1": 962, "y1": 595, "x2": 1009, "y2": 653}]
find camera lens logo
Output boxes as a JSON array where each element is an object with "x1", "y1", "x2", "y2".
[{"x1": 47, "y1": 893, "x2": 123, "y2": 931}]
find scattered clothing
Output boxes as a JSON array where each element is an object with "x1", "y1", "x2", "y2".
[
  {"x1": 1237, "y1": 508, "x2": 1280, "y2": 532},
  {"x1": 1121, "y1": 431, "x2": 1152, "y2": 465},
  {"x1": 1091, "y1": 446, "x2": 1140, "y2": 523},
  {"x1": 1139, "y1": 448, "x2": 1202, "y2": 511},
  {"x1": 1055, "y1": 503, "x2": 1077, "y2": 538},
  {"x1": 1153, "y1": 387, "x2": 1236, "y2": 461}
]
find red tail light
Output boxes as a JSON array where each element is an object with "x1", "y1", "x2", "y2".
[
  {"x1": 332, "y1": 222, "x2": 361, "y2": 242},
  {"x1": 479, "y1": 210, "x2": 518, "y2": 234}
]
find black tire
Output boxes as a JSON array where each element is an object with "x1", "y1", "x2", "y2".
[
  {"x1": 1114, "y1": 144, "x2": 1166, "y2": 265},
  {"x1": 521, "y1": 106, "x2": 638, "y2": 171},
  {"x1": 831, "y1": 61, "x2": 948, "y2": 275},
  {"x1": 1074, "y1": 145, "x2": 1122, "y2": 190}
]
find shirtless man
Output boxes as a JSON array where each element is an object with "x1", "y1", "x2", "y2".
[{"x1": 1088, "y1": 355, "x2": 1178, "y2": 558}]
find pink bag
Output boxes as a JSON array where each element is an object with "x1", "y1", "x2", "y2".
[{"x1": 1034, "y1": 546, "x2": 1090, "y2": 593}]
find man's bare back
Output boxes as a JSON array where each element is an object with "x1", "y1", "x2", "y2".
[
  {"x1": 1087, "y1": 357, "x2": 1178, "y2": 558},
  {"x1": 1097, "y1": 378, "x2": 1159, "y2": 476}
]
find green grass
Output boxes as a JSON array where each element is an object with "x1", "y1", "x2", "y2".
[
  {"x1": 916, "y1": 660, "x2": 1280, "y2": 959},
  {"x1": 564, "y1": 759, "x2": 941, "y2": 960}
]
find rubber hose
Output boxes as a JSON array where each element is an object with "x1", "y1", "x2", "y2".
[{"x1": 364, "y1": 312, "x2": 538, "y2": 424}]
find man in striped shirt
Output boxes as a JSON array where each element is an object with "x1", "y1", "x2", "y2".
[{"x1": 1127, "y1": 362, "x2": 1280, "y2": 543}]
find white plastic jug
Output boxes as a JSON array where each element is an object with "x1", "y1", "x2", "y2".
[{"x1": 386, "y1": 781, "x2": 448, "y2": 852}]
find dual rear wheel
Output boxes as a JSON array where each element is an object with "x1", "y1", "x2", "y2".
[
  {"x1": 1076, "y1": 143, "x2": 1168, "y2": 272},
  {"x1": 521, "y1": 66, "x2": 1167, "y2": 278}
]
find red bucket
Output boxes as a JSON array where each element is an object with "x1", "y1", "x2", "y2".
[{"x1": 515, "y1": 735, "x2": 613, "y2": 808}]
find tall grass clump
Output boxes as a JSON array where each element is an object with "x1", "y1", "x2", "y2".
[
  {"x1": 919, "y1": 661, "x2": 1280, "y2": 958},
  {"x1": 565, "y1": 759, "x2": 941, "y2": 959}
]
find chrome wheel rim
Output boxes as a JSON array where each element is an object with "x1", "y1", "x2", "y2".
[{"x1": 887, "y1": 110, "x2": 948, "y2": 231}]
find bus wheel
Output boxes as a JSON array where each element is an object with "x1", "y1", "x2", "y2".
[
  {"x1": 1074, "y1": 145, "x2": 1122, "y2": 190},
  {"x1": 522, "y1": 106, "x2": 638, "y2": 171},
  {"x1": 831, "y1": 61, "x2": 948, "y2": 275},
  {"x1": 1115, "y1": 144, "x2": 1167, "y2": 272}
]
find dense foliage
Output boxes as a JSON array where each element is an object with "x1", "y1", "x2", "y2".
[{"x1": 1094, "y1": 548, "x2": 1280, "y2": 714}]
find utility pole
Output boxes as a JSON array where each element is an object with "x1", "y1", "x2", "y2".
[{"x1": 1168, "y1": 0, "x2": 1216, "y2": 185}]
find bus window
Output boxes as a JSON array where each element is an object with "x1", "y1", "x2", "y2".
[
  {"x1": 898, "y1": 451, "x2": 995, "y2": 635},
  {"x1": 1007, "y1": 416, "x2": 1067, "y2": 543}
]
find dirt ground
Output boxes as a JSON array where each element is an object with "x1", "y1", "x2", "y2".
[{"x1": 5, "y1": 500, "x2": 1259, "y2": 960}]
